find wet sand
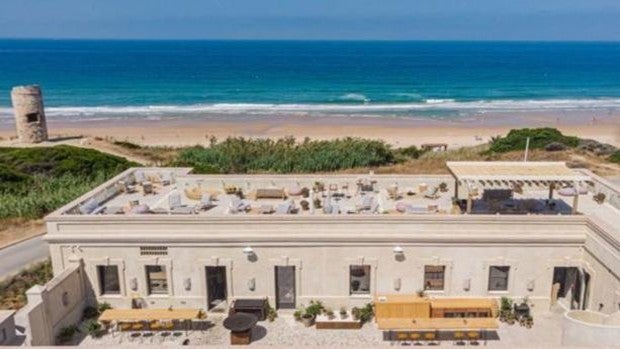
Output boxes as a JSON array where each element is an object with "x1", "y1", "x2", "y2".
[{"x1": 0, "y1": 111, "x2": 618, "y2": 148}]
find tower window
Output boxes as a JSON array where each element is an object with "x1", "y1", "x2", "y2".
[{"x1": 26, "y1": 113, "x2": 39, "y2": 123}]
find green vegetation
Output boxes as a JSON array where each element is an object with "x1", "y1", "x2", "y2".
[
  {"x1": 351, "y1": 303, "x2": 375, "y2": 324},
  {"x1": 610, "y1": 150, "x2": 620, "y2": 165},
  {"x1": 488, "y1": 128, "x2": 579, "y2": 153},
  {"x1": 57, "y1": 324, "x2": 79, "y2": 344},
  {"x1": 0, "y1": 260, "x2": 53, "y2": 310},
  {"x1": 0, "y1": 146, "x2": 135, "y2": 220},
  {"x1": 84, "y1": 319, "x2": 103, "y2": 338},
  {"x1": 171, "y1": 136, "x2": 399, "y2": 173},
  {"x1": 112, "y1": 140, "x2": 142, "y2": 150}
]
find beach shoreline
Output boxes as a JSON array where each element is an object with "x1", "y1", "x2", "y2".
[{"x1": 1, "y1": 111, "x2": 618, "y2": 148}]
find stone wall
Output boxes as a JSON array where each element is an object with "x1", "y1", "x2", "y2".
[
  {"x1": 22, "y1": 260, "x2": 92, "y2": 346},
  {"x1": 10, "y1": 85, "x2": 48, "y2": 143}
]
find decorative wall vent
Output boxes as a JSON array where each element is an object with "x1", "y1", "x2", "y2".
[{"x1": 140, "y1": 246, "x2": 168, "y2": 256}]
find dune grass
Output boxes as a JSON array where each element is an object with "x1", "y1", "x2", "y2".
[{"x1": 172, "y1": 136, "x2": 408, "y2": 173}]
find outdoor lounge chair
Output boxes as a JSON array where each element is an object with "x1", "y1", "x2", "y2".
[
  {"x1": 230, "y1": 198, "x2": 251, "y2": 213},
  {"x1": 276, "y1": 200, "x2": 295, "y2": 214},
  {"x1": 134, "y1": 170, "x2": 146, "y2": 184},
  {"x1": 356, "y1": 195, "x2": 374, "y2": 212},
  {"x1": 160, "y1": 172, "x2": 173, "y2": 186},
  {"x1": 196, "y1": 194, "x2": 214, "y2": 211},
  {"x1": 424, "y1": 187, "x2": 440, "y2": 199},
  {"x1": 119, "y1": 180, "x2": 137, "y2": 193},
  {"x1": 79, "y1": 198, "x2": 100, "y2": 214},
  {"x1": 169, "y1": 192, "x2": 183, "y2": 209}
]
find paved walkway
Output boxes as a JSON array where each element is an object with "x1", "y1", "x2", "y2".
[{"x1": 0, "y1": 236, "x2": 49, "y2": 280}]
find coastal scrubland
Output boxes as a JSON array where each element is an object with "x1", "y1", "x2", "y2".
[
  {"x1": 0, "y1": 260, "x2": 52, "y2": 310},
  {"x1": 0, "y1": 146, "x2": 135, "y2": 221}
]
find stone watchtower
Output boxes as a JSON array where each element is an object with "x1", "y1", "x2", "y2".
[{"x1": 11, "y1": 85, "x2": 48, "y2": 143}]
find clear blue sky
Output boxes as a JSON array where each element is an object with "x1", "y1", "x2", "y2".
[{"x1": 1, "y1": 0, "x2": 619, "y2": 40}]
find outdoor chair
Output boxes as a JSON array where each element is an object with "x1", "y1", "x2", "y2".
[
  {"x1": 134, "y1": 170, "x2": 146, "y2": 184},
  {"x1": 467, "y1": 331, "x2": 480, "y2": 345},
  {"x1": 160, "y1": 172, "x2": 172, "y2": 186},
  {"x1": 395, "y1": 331, "x2": 409, "y2": 345},
  {"x1": 119, "y1": 180, "x2": 137, "y2": 193},
  {"x1": 423, "y1": 332, "x2": 437, "y2": 345},
  {"x1": 424, "y1": 187, "x2": 440, "y2": 199},
  {"x1": 356, "y1": 195, "x2": 374, "y2": 212},
  {"x1": 276, "y1": 200, "x2": 295, "y2": 214},
  {"x1": 196, "y1": 193, "x2": 214, "y2": 211},
  {"x1": 454, "y1": 331, "x2": 466, "y2": 345},
  {"x1": 408, "y1": 332, "x2": 422, "y2": 345},
  {"x1": 169, "y1": 192, "x2": 183, "y2": 209}
]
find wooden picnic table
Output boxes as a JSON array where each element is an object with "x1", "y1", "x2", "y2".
[
  {"x1": 376, "y1": 317, "x2": 498, "y2": 330},
  {"x1": 99, "y1": 308, "x2": 201, "y2": 322}
]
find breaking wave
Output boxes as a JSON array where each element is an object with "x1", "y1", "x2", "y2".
[{"x1": 1, "y1": 98, "x2": 619, "y2": 121}]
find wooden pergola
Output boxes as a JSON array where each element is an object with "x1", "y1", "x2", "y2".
[{"x1": 446, "y1": 161, "x2": 590, "y2": 215}]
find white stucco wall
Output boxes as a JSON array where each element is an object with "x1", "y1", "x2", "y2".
[{"x1": 562, "y1": 310, "x2": 620, "y2": 346}]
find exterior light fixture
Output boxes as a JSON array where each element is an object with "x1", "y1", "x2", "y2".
[
  {"x1": 393, "y1": 246, "x2": 404, "y2": 254},
  {"x1": 243, "y1": 246, "x2": 254, "y2": 255}
]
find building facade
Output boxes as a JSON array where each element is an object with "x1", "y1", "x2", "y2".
[{"x1": 43, "y1": 165, "x2": 620, "y2": 315}]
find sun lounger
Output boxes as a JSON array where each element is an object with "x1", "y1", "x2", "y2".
[
  {"x1": 196, "y1": 194, "x2": 214, "y2": 211},
  {"x1": 79, "y1": 198, "x2": 100, "y2": 214},
  {"x1": 259, "y1": 204, "x2": 274, "y2": 214},
  {"x1": 134, "y1": 170, "x2": 146, "y2": 184},
  {"x1": 276, "y1": 200, "x2": 295, "y2": 214},
  {"x1": 160, "y1": 172, "x2": 173, "y2": 186},
  {"x1": 230, "y1": 198, "x2": 251, "y2": 213},
  {"x1": 119, "y1": 180, "x2": 137, "y2": 193},
  {"x1": 424, "y1": 187, "x2": 440, "y2": 199},
  {"x1": 356, "y1": 195, "x2": 374, "y2": 212},
  {"x1": 255, "y1": 188, "x2": 286, "y2": 199},
  {"x1": 169, "y1": 192, "x2": 183, "y2": 209}
]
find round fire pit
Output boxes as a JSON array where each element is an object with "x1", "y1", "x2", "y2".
[{"x1": 223, "y1": 313, "x2": 258, "y2": 345}]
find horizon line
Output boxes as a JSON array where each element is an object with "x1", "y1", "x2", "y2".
[{"x1": 1, "y1": 37, "x2": 620, "y2": 43}]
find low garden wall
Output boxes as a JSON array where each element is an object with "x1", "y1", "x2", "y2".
[
  {"x1": 22, "y1": 259, "x2": 92, "y2": 346},
  {"x1": 561, "y1": 310, "x2": 620, "y2": 346}
]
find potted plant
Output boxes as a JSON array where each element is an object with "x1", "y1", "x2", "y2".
[
  {"x1": 524, "y1": 315, "x2": 534, "y2": 329},
  {"x1": 313, "y1": 181, "x2": 325, "y2": 192},
  {"x1": 313, "y1": 198, "x2": 322, "y2": 209},
  {"x1": 300, "y1": 200, "x2": 310, "y2": 211},
  {"x1": 326, "y1": 309, "x2": 335, "y2": 320},
  {"x1": 593, "y1": 192, "x2": 606, "y2": 204},
  {"x1": 439, "y1": 182, "x2": 448, "y2": 192},
  {"x1": 301, "y1": 313, "x2": 315, "y2": 327},
  {"x1": 301, "y1": 187, "x2": 310, "y2": 198},
  {"x1": 340, "y1": 307, "x2": 348, "y2": 319}
]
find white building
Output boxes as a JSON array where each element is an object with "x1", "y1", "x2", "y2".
[{"x1": 38, "y1": 161, "x2": 619, "y2": 322}]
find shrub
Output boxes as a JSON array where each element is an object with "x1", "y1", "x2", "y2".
[
  {"x1": 351, "y1": 303, "x2": 374, "y2": 324},
  {"x1": 488, "y1": 128, "x2": 579, "y2": 153},
  {"x1": 609, "y1": 150, "x2": 620, "y2": 164},
  {"x1": 171, "y1": 136, "x2": 397, "y2": 173},
  {"x1": 0, "y1": 146, "x2": 135, "y2": 220},
  {"x1": 84, "y1": 319, "x2": 103, "y2": 338},
  {"x1": 395, "y1": 145, "x2": 425, "y2": 160},
  {"x1": 305, "y1": 300, "x2": 325, "y2": 317},
  {"x1": 57, "y1": 324, "x2": 79, "y2": 343},
  {"x1": 113, "y1": 140, "x2": 142, "y2": 150},
  {"x1": 82, "y1": 306, "x2": 99, "y2": 320},
  {"x1": 97, "y1": 302, "x2": 112, "y2": 313}
]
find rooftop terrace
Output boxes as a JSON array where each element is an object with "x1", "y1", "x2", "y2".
[{"x1": 55, "y1": 163, "x2": 619, "y2": 228}]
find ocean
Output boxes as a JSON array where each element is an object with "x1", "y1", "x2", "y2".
[{"x1": 1, "y1": 40, "x2": 620, "y2": 122}]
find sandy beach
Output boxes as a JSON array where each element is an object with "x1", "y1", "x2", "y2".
[{"x1": 1, "y1": 111, "x2": 619, "y2": 149}]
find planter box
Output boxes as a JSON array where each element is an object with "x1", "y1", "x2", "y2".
[{"x1": 315, "y1": 313, "x2": 362, "y2": 330}]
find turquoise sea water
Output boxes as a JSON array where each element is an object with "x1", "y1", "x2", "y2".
[{"x1": 1, "y1": 40, "x2": 620, "y2": 121}]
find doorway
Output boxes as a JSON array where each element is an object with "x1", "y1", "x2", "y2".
[
  {"x1": 275, "y1": 266, "x2": 296, "y2": 309},
  {"x1": 552, "y1": 267, "x2": 590, "y2": 310},
  {"x1": 206, "y1": 266, "x2": 227, "y2": 310}
]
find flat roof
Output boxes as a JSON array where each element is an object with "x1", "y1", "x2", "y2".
[{"x1": 446, "y1": 161, "x2": 590, "y2": 182}]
